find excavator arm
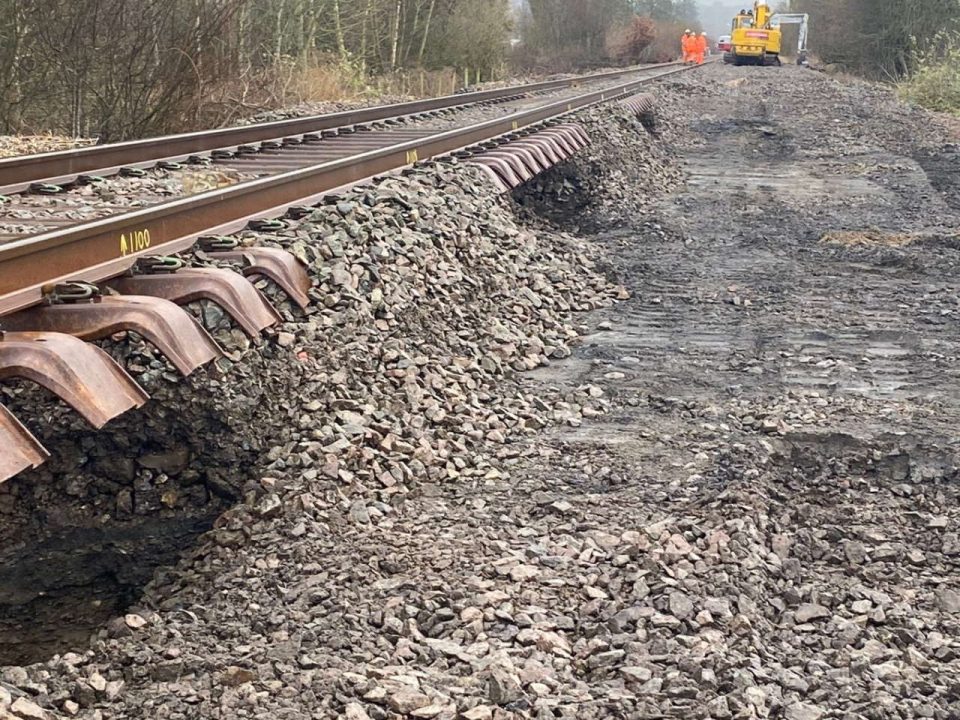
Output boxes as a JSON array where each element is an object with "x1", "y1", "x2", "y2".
[{"x1": 770, "y1": 13, "x2": 810, "y2": 63}]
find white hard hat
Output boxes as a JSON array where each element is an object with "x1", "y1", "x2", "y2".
[
  {"x1": 701, "y1": 32, "x2": 707, "y2": 35},
  {"x1": 685, "y1": 29, "x2": 691, "y2": 32}
]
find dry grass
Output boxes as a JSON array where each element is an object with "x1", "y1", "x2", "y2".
[
  {"x1": 819, "y1": 229, "x2": 960, "y2": 247},
  {"x1": 0, "y1": 134, "x2": 96, "y2": 159},
  {"x1": 179, "y1": 168, "x2": 250, "y2": 195},
  {"x1": 368, "y1": 68, "x2": 465, "y2": 98},
  {"x1": 263, "y1": 59, "x2": 473, "y2": 105},
  {"x1": 820, "y1": 229, "x2": 918, "y2": 247},
  {"x1": 286, "y1": 63, "x2": 466, "y2": 102},
  {"x1": 291, "y1": 63, "x2": 364, "y2": 102},
  {"x1": 194, "y1": 58, "x2": 477, "y2": 130}
]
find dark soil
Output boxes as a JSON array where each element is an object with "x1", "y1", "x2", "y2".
[{"x1": 511, "y1": 63, "x2": 960, "y2": 718}]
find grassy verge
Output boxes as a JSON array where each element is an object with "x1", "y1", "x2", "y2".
[{"x1": 897, "y1": 42, "x2": 960, "y2": 116}]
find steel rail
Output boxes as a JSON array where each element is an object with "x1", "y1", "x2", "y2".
[
  {"x1": 0, "y1": 64, "x2": 694, "y2": 316},
  {"x1": 0, "y1": 62, "x2": 683, "y2": 194}
]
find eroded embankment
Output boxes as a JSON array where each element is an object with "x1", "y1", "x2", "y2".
[
  {"x1": 6, "y1": 63, "x2": 959, "y2": 720},
  {"x1": 0, "y1": 96, "x2": 672, "y2": 720}
]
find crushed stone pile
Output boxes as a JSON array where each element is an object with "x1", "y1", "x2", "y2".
[{"x1": 0, "y1": 102, "x2": 678, "y2": 719}]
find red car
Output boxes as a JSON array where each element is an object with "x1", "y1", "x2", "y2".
[{"x1": 717, "y1": 35, "x2": 732, "y2": 52}]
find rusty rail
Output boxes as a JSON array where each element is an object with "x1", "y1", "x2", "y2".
[
  {"x1": 0, "y1": 62, "x2": 700, "y2": 484},
  {"x1": 0, "y1": 61, "x2": 683, "y2": 194},
  {"x1": 0, "y1": 65, "x2": 692, "y2": 316}
]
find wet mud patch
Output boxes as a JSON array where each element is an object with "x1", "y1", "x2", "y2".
[
  {"x1": 0, "y1": 340, "x2": 294, "y2": 664},
  {"x1": 684, "y1": 155, "x2": 885, "y2": 205},
  {"x1": 0, "y1": 514, "x2": 217, "y2": 665},
  {"x1": 692, "y1": 115, "x2": 797, "y2": 159},
  {"x1": 915, "y1": 147, "x2": 960, "y2": 211}
]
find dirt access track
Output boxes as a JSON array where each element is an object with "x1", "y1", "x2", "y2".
[{"x1": 1, "y1": 64, "x2": 959, "y2": 719}]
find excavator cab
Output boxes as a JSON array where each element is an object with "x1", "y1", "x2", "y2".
[
  {"x1": 733, "y1": 9, "x2": 756, "y2": 29},
  {"x1": 726, "y1": 2, "x2": 782, "y2": 66}
]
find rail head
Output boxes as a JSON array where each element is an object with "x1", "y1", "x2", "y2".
[
  {"x1": 0, "y1": 63, "x2": 698, "y2": 316},
  {"x1": 0, "y1": 61, "x2": 685, "y2": 194}
]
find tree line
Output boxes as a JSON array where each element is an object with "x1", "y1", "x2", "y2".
[
  {"x1": 792, "y1": 0, "x2": 960, "y2": 80},
  {"x1": 0, "y1": 0, "x2": 514, "y2": 140},
  {"x1": 0, "y1": 0, "x2": 704, "y2": 141}
]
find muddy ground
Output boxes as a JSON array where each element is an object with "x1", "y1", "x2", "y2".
[
  {"x1": 513, "y1": 64, "x2": 960, "y2": 718},
  {"x1": 1, "y1": 63, "x2": 959, "y2": 720}
]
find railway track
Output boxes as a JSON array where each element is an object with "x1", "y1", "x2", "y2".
[
  {"x1": 0, "y1": 61, "x2": 684, "y2": 197},
  {"x1": 0, "y1": 61, "x2": 701, "y2": 483},
  {"x1": 0, "y1": 71, "x2": 671, "y2": 243}
]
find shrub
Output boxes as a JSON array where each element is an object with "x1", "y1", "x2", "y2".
[
  {"x1": 897, "y1": 36, "x2": 960, "y2": 115},
  {"x1": 606, "y1": 16, "x2": 657, "y2": 65},
  {"x1": 640, "y1": 19, "x2": 688, "y2": 64}
]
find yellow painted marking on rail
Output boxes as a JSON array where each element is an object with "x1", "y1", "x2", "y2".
[
  {"x1": 567, "y1": 103, "x2": 573, "y2": 111},
  {"x1": 511, "y1": 121, "x2": 518, "y2": 130},
  {"x1": 601, "y1": 93, "x2": 605, "y2": 101},
  {"x1": 406, "y1": 149, "x2": 419, "y2": 164},
  {"x1": 120, "y1": 228, "x2": 151, "y2": 256}
]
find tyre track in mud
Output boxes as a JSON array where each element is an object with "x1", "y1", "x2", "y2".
[{"x1": 509, "y1": 64, "x2": 960, "y2": 718}]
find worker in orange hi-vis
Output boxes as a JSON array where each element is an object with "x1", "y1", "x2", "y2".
[
  {"x1": 696, "y1": 32, "x2": 708, "y2": 64},
  {"x1": 683, "y1": 29, "x2": 696, "y2": 63}
]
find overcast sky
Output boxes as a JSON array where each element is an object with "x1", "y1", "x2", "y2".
[
  {"x1": 509, "y1": 0, "x2": 749, "y2": 38},
  {"x1": 696, "y1": 1, "x2": 746, "y2": 36}
]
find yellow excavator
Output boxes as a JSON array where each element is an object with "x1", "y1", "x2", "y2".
[{"x1": 724, "y1": 2, "x2": 809, "y2": 66}]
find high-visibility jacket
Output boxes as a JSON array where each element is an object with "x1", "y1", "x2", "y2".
[{"x1": 695, "y1": 35, "x2": 707, "y2": 63}]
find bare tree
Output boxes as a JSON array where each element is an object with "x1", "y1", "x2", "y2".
[
  {"x1": 792, "y1": 0, "x2": 960, "y2": 79},
  {"x1": 0, "y1": 0, "x2": 515, "y2": 139}
]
